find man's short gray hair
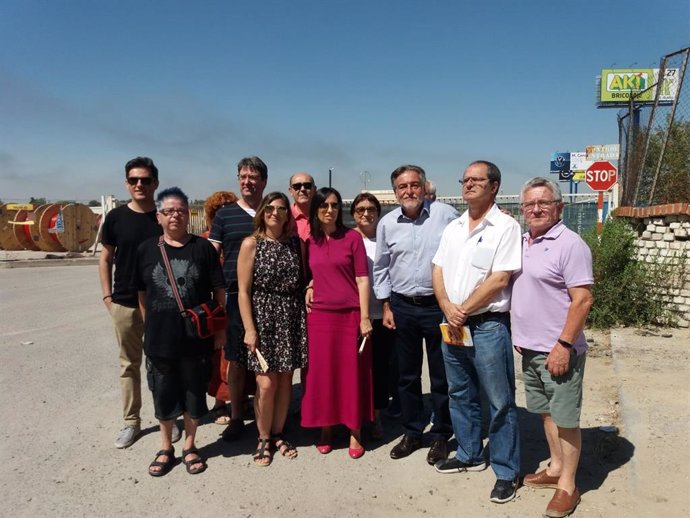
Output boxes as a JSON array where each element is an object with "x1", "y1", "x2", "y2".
[
  {"x1": 520, "y1": 177, "x2": 563, "y2": 203},
  {"x1": 390, "y1": 165, "x2": 427, "y2": 188}
]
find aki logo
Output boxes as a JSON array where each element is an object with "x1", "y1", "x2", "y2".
[{"x1": 606, "y1": 72, "x2": 649, "y2": 92}]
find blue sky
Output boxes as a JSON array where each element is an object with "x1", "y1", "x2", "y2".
[{"x1": 1, "y1": 0, "x2": 688, "y2": 202}]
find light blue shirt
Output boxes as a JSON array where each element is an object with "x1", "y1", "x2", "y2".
[{"x1": 373, "y1": 200, "x2": 460, "y2": 299}]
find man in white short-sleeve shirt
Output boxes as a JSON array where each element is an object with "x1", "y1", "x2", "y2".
[{"x1": 432, "y1": 160, "x2": 522, "y2": 505}]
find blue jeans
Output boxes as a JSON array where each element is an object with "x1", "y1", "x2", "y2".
[
  {"x1": 391, "y1": 295, "x2": 452, "y2": 440},
  {"x1": 442, "y1": 313, "x2": 520, "y2": 480}
]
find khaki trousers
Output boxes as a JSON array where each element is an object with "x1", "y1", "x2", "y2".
[{"x1": 110, "y1": 303, "x2": 144, "y2": 426}]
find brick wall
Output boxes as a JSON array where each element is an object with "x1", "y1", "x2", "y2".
[{"x1": 616, "y1": 203, "x2": 690, "y2": 327}]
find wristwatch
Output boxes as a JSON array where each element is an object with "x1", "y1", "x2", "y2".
[{"x1": 557, "y1": 338, "x2": 572, "y2": 349}]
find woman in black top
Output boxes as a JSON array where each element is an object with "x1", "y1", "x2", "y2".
[{"x1": 134, "y1": 187, "x2": 225, "y2": 477}]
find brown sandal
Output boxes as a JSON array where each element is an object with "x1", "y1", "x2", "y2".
[
  {"x1": 148, "y1": 448, "x2": 175, "y2": 477},
  {"x1": 272, "y1": 433, "x2": 298, "y2": 459},
  {"x1": 253, "y1": 438, "x2": 272, "y2": 466},
  {"x1": 182, "y1": 447, "x2": 207, "y2": 475}
]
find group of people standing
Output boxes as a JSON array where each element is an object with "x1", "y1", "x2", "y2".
[{"x1": 100, "y1": 155, "x2": 593, "y2": 518}]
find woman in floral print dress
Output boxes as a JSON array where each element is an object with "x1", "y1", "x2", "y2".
[{"x1": 237, "y1": 192, "x2": 307, "y2": 466}]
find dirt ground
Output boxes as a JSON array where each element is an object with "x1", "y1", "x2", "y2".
[{"x1": 1, "y1": 258, "x2": 688, "y2": 517}]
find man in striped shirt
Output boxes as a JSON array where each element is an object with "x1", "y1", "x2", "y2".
[{"x1": 209, "y1": 156, "x2": 268, "y2": 440}]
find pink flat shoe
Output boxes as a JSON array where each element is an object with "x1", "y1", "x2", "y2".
[
  {"x1": 349, "y1": 447, "x2": 365, "y2": 459},
  {"x1": 316, "y1": 443, "x2": 332, "y2": 454}
]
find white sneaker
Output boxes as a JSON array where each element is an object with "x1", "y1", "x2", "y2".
[
  {"x1": 114, "y1": 424, "x2": 141, "y2": 449},
  {"x1": 171, "y1": 420, "x2": 182, "y2": 443}
]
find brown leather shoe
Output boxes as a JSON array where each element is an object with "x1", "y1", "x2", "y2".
[
  {"x1": 426, "y1": 439, "x2": 448, "y2": 465},
  {"x1": 390, "y1": 435, "x2": 422, "y2": 459},
  {"x1": 544, "y1": 488, "x2": 581, "y2": 518},
  {"x1": 524, "y1": 469, "x2": 560, "y2": 489}
]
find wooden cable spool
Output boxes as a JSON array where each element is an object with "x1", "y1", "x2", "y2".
[
  {"x1": 13, "y1": 209, "x2": 40, "y2": 251},
  {"x1": 56, "y1": 203, "x2": 99, "y2": 252},
  {"x1": 33, "y1": 204, "x2": 66, "y2": 252},
  {"x1": 0, "y1": 202, "x2": 100, "y2": 252},
  {"x1": 0, "y1": 204, "x2": 23, "y2": 250}
]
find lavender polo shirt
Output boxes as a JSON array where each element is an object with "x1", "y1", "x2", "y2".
[{"x1": 511, "y1": 221, "x2": 593, "y2": 355}]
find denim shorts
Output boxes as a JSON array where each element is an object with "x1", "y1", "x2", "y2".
[
  {"x1": 146, "y1": 355, "x2": 211, "y2": 420},
  {"x1": 522, "y1": 349, "x2": 586, "y2": 429}
]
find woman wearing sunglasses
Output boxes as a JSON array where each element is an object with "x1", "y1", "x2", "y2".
[
  {"x1": 236, "y1": 192, "x2": 307, "y2": 466},
  {"x1": 302, "y1": 187, "x2": 373, "y2": 459}
]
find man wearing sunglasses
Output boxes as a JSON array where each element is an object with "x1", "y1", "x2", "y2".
[
  {"x1": 288, "y1": 172, "x2": 316, "y2": 241},
  {"x1": 100, "y1": 157, "x2": 180, "y2": 448}
]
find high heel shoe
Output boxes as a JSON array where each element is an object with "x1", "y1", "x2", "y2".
[
  {"x1": 316, "y1": 443, "x2": 333, "y2": 454},
  {"x1": 348, "y1": 446, "x2": 365, "y2": 459}
]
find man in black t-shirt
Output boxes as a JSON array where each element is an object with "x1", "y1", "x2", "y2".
[
  {"x1": 209, "y1": 156, "x2": 268, "y2": 440},
  {"x1": 99, "y1": 156, "x2": 170, "y2": 449}
]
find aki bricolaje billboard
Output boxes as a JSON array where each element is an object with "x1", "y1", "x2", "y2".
[{"x1": 600, "y1": 68, "x2": 678, "y2": 103}]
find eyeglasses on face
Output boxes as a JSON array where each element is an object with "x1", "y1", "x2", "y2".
[
  {"x1": 459, "y1": 177, "x2": 490, "y2": 185},
  {"x1": 237, "y1": 173, "x2": 262, "y2": 182},
  {"x1": 521, "y1": 200, "x2": 559, "y2": 211},
  {"x1": 158, "y1": 208, "x2": 188, "y2": 217},
  {"x1": 264, "y1": 205, "x2": 288, "y2": 215},
  {"x1": 291, "y1": 182, "x2": 313, "y2": 191},
  {"x1": 354, "y1": 206, "x2": 377, "y2": 215},
  {"x1": 319, "y1": 202, "x2": 339, "y2": 210},
  {"x1": 127, "y1": 176, "x2": 154, "y2": 186}
]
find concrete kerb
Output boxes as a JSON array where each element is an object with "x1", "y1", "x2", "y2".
[{"x1": 0, "y1": 250, "x2": 100, "y2": 268}]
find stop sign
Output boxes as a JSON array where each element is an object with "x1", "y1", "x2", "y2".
[{"x1": 586, "y1": 161, "x2": 617, "y2": 191}]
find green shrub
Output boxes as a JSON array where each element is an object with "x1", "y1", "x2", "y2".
[{"x1": 583, "y1": 217, "x2": 684, "y2": 328}]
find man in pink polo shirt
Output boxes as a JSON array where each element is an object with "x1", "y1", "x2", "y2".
[
  {"x1": 288, "y1": 172, "x2": 316, "y2": 241},
  {"x1": 511, "y1": 177, "x2": 594, "y2": 518}
]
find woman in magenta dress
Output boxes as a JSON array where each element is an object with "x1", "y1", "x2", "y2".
[{"x1": 302, "y1": 187, "x2": 374, "y2": 459}]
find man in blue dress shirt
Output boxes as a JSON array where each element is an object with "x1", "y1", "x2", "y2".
[{"x1": 373, "y1": 164, "x2": 459, "y2": 465}]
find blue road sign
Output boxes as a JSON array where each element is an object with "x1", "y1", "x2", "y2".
[{"x1": 550, "y1": 152, "x2": 570, "y2": 174}]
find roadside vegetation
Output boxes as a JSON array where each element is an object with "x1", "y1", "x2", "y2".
[{"x1": 584, "y1": 217, "x2": 687, "y2": 328}]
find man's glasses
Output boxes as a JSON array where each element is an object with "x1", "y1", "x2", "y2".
[
  {"x1": 238, "y1": 174, "x2": 262, "y2": 182},
  {"x1": 158, "y1": 208, "x2": 188, "y2": 217},
  {"x1": 459, "y1": 177, "x2": 490, "y2": 185},
  {"x1": 291, "y1": 182, "x2": 313, "y2": 191},
  {"x1": 354, "y1": 206, "x2": 377, "y2": 215},
  {"x1": 264, "y1": 205, "x2": 288, "y2": 215},
  {"x1": 127, "y1": 176, "x2": 154, "y2": 186},
  {"x1": 319, "y1": 202, "x2": 339, "y2": 210},
  {"x1": 521, "y1": 200, "x2": 559, "y2": 211}
]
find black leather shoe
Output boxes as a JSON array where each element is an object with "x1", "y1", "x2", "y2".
[
  {"x1": 390, "y1": 435, "x2": 422, "y2": 459},
  {"x1": 426, "y1": 439, "x2": 448, "y2": 465}
]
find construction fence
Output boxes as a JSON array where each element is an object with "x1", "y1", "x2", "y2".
[{"x1": 618, "y1": 47, "x2": 690, "y2": 207}]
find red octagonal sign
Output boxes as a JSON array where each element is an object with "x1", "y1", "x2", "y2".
[{"x1": 586, "y1": 161, "x2": 617, "y2": 191}]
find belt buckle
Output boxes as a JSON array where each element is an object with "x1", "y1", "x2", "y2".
[{"x1": 410, "y1": 295, "x2": 424, "y2": 305}]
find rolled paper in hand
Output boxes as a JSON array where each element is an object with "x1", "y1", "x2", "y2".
[
  {"x1": 358, "y1": 336, "x2": 367, "y2": 355},
  {"x1": 255, "y1": 349, "x2": 269, "y2": 373}
]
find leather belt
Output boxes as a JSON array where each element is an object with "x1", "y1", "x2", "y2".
[
  {"x1": 392, "y1": 292, "x2": 438, "y2": 307},
  {"x1": 466, "y1": 311, "x2": 507, "y2": 325}
]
